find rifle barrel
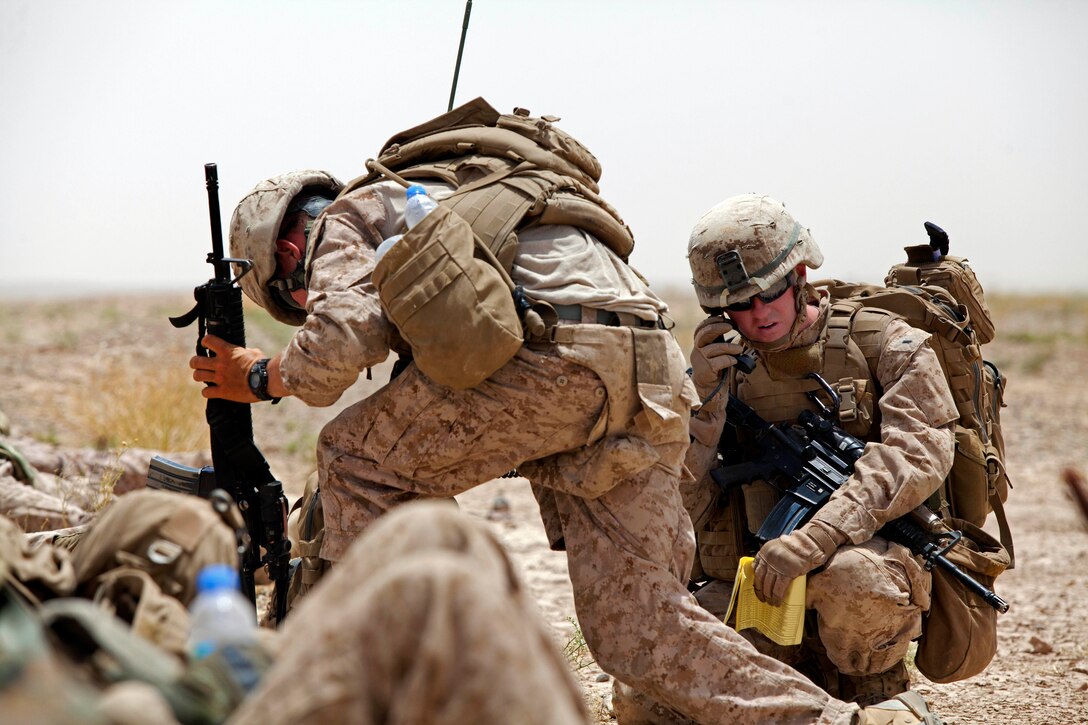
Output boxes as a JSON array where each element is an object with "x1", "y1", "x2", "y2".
[{"x1": 204, "y1": 163, "x2": 228, "y2": 280}]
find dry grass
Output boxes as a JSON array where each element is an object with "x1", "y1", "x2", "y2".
[
  {"x1": 69, "y1": 358, "x2": 208, "y2": 452},
  {"x1": 89, "y1": 443, "x2": 128, "y2": 512},
  {"x1": 562, "y1": 616, "x2": 595, "y2": 672}
]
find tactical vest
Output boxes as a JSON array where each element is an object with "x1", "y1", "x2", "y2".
[
  {"x1": 731, "y1": 306, "x2": 894, "y2": 439},
  {"x1": 697, "y1": 306, "x2": 894, "y2": 580},
  {"x1": 699, "y1": 289, "x2": 1012, "y2": 581},
  {"x1": 339, "y1": 97, "x2": 634, "y2": 272}
]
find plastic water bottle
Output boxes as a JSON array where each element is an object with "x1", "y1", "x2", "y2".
[
  {"x1": 374, "y1": 233, "x2": 403, "y2": 264},
  {"x1": 375, "y1": 184, "x2": 438, "y2": 264},
  {"x1": 404, "y1": 183, "x2": 439, "y2": 229},
  {"x1": 188, "y1": 564, "x2": 257, "y2": 660}
]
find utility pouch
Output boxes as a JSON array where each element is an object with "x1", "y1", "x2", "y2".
[
  {"x1": 948, "y1": 425, "x2": 990, "y2": 528},
  {"x1": 915, "y1": 519, "x2": 1010, "y2": 683},
  {"x1": 70, "y1": 490, "x2": 239, "y2": 607},
  {"x1": 742, "y1": 480, "x2": 779, "y2": 535},
  {"x1": 91, "y1": 567, "x2": 191, "y2": 658},
  {"x1": 886, "y1": 247, "x2": 996, "y2": 344},
  {"x1": 697, "y1": 487, "x2": 748, "y2": 580},
  {"x1": 372, "y1": 204, "x2": 523, "y2": 390}
]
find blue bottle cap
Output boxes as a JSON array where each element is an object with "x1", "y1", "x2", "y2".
[
  {"x1": 196, "y1": 564, "x2": 240, "y2": 593},
  {"x1": 406, "y1": 184, "x2": 428, "y2": 199}
]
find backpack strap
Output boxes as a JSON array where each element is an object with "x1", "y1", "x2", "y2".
[
  {"x1": 822, "y1": 298, "x2": 892, "y2": 424},
  {"x1": 826, "y1": 301, "x2": 875, "y2": 424},
  {"x1": 989, "y1": 491, "x2": 1015, "y2": 569}
]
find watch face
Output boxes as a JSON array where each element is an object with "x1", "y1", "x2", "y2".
[{"x1": 249, "y1": 367, "x2": 263, "y2": 390}]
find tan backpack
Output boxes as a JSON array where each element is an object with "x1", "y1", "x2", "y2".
[
  {"x1": 817, "y1": 247, "x2": 1010, "y2": 553},
  {"x1": 816, "y1": 222, "x2": 1012, "y2": 683},
  {"x1": 70, "y1": 489, "x2": 241, "y2": 608},
  {"x1": 322, "y1": 97, "x2": 635, "y2": 389}
]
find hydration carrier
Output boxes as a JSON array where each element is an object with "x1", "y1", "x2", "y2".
[{"x1": 333, "y1": 97, "x2": 635, "y2": 389}]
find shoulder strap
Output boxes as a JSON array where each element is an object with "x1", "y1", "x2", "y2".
[
  {"x1": 825, "y1": 300, "x2": 897, "y2": 424},
  {"x1": 826, "y1": 300, "x2": 861, "y2": 375}
]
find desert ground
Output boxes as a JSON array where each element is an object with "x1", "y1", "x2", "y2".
[{"x1": 1, "y1": 288, "x2": 1086, "y2": 724}]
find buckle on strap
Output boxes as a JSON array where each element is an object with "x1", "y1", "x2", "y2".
[{"x1": 835, "y1": 377, "x2": 858, "y2": 422}]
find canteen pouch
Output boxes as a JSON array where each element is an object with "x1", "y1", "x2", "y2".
[
  {"x1": 373, "y1": 204, "x2": 523, "y2": 390},
  {"x1": 915, "y1": 519, "x2": 1010, "y2": 683},
  {"x1": 947, "y1": 425, "x2": 990, "y2": 528}
]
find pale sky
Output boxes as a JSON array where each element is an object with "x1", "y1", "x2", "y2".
[{"x1": 2, "y1": 0, "x2": 1086, "y2": 298}]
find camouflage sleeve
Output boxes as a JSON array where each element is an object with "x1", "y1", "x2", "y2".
[
  {"x1": 681, "y1": 439, "x2": 721, "y2": 533},
  {"x1": 682, "y1": 402, "x2": 726, "y2": 532},
  {"x1": 279, "y1": 190, "x2": 396, "y2": 407},
  {"x1": 810, "y1": 318, "x2": 958, "y2": 543}
]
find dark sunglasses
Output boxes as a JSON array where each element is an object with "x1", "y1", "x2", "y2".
[{"x1": 724, "y1": 273, "x2": 794, "y2": 312}]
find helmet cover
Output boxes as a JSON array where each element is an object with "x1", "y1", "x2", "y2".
[
  {"x1": 228, "y1": 170, "x2": 343, "y2": 325},
  {"x1": 687, "y1": 194, "x2": 823, "y2": 310}
]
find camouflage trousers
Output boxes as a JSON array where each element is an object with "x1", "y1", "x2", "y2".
[
  {"x1": 695, "y1": 537, "x2": 932, "y2": 677},
  {"x1": 230, "y1": 502, "x2": 589, "y2": 725},
  {"x1": 810, "y1": 537, "x2": 931, "y2": 675},
  {"x1": 315, "y1": 327, "x2": 858, "y2": 725}
]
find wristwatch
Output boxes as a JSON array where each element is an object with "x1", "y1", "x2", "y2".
[{"x1": 247, "y1": 358, "x2": 280, "y2": 403}]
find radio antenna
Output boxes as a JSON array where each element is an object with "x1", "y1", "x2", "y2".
[{"x1": 448, "y1": 0, "x2": 473, "y2": 111}]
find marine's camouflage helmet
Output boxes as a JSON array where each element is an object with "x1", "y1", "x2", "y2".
[
  {"x1": 687, "y1": 194, "x2": 823, "y2": 310},
  {"x1": 228, "y1": 170, "x2": 343, "y2": 325}
]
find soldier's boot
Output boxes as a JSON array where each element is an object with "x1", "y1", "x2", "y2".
[
  {"x1": 283, "y1": 480, "x2": 329, "y2": 615},
  {"x1": 840, "y1": 659, "x2": 911, "y2": 707},
  {"x1": 856, "y1": 691, "x2": 944, "y2": 725},
  {"x1": 610, "y1": 681, "x2": 696, "y2": 725}
]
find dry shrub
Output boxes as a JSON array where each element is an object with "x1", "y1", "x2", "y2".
[{"x1": 70, "y1": 358, "x2": 207, "y2": 452}]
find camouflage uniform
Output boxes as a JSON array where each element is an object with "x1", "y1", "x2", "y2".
[
  {"x1": 684, "y1": 194, "x2": 958, "y2": 706},
  {"x1": 264, "y1": 178, "x2": 860, "y2": 724},
  {"x1": 0, "y1": 435, "x2": 208, "y2": 532},
  {"x1": 0, "y1": 495, "x2": 592, "y2": 724},
  {"x1": 230, "y1": 501, "x2": 590, "y2": 725},
  {"x1": 686, "y1": 295, "x2": 958, "y2": 677}
]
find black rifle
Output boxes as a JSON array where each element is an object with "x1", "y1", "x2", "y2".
[
  {"x1": 152, "y1": 163, "x2": 290, "y2": 623},
  {"x1": 712, "y1": 359, "x2": 1008, "y2": 613}
]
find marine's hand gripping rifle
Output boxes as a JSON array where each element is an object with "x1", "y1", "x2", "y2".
[
  {"x1": 712, "y1": 357, "x2": 1008, "y2": 613},
  {"x1": 152, "y1": 163, "x2": 291, "y2": 624}
]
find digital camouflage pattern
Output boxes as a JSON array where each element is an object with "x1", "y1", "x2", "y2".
[
  {"x1": 686, "y1": 194, "x2": 824, "y2": 310},
  {"x1": 229, "y1": 501, "x2": 590, "y2": 725},
  {"x1": 228, "y1": 169, "x2": 344, "y2": 326},
  {"x1": 685, "y1": 292, "x2": 959, "y2": 690},
  {"x1": 268, "y1": 174, "x2": 872, "y2": 723},
  {"x1": 0, "y1": 435, "x2": 209, "y2": 533}
]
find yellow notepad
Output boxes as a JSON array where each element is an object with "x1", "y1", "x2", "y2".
[{"x1": 722, "y1": 556, "x2": 806, "y2": 646}]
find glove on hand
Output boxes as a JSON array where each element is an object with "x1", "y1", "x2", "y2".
[
  {"x1": 689, "y1": 316, "x2": 745, "y2": 406},
  {"x1": 752, "y1": 520, "x2": 845, "y2": 606}
]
